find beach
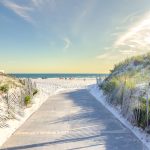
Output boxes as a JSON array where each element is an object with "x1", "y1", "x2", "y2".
[{"x1": 34, "y1": 78, "x2": 96, "y2": 92}]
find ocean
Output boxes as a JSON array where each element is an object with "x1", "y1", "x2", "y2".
[{"x1": 10, "y1": 73, "x2": 108, "y2": 79}]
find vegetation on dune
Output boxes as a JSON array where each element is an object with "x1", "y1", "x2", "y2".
[
  {"x1": 101, "y1": 52, "x2": 150, "y2": 130},
  {"x1": 0, "y1": 74, "x2": 24, "y2": 93},
  {"x1": 133, "y1": 97, "x2": 150, "y2": 129},
  {"x1": 110, "y1": 53, "x2": 150, "y2": 78},
  {"x1": 0, "y1": 84, "x2": 9, "y2": 93},
  {"x1": 33, "y1": 89, "x2": 38, "y2": 96},
  {"x1": 101, "y1": 75, "x2": 136, "y2": 106},
  {"x1": 24, "y1": 95, "x2": 31, "y2": 106},
  {"x1": 0, "y1": 74, "x2": 37, "y2": 127}
]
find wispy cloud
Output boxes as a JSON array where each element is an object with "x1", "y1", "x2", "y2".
[
  {"x1": 121, "y1": 11, "x2": 142, "y2": 24},
  {"x1": 115, "y1": 11, "x2": 150, "y2": 49},
  {"x1": 63, "y1": 37, "x2": 72, "y2": 51},
  {"x1": 31, "y1": 0, "x2": 56, "y2": 10},
  {"x1": 96, "y1": 51, "x2": 123, "y2": 63},
  {"x1": 96, "y1": 53, "x2": 110, "y2": 59},
  {"x1": 119, "y1": 50, "x2": 137, "y2": 55},
  {"x1": 1, "y1": 0, "x2": 33, "y2": 23},
  {"x1": 31, "y1": 0, "x2": 43, "y2": 7},
  {"x1": 1, "y1": 0, "x2": 57, "y2": 25},
  {"x1": 72, "y1": 0, "x2": 97, "y2": 36},
  {"x1": 97, "y1": 11, "x2": 150, "y2": 61}
]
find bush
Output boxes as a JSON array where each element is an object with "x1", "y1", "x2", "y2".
[
  {"x1": 134, "y1": 108, "x2": 147, "y2": 129},
  {"x1": 101, "y1": 52, "x2": 150, "y2": 131},
  {"x1": 124, "y1": 78, "x2": 136, "y2": 90},
  {"x1": 33, "y1": 89, "x2": 38, "y2": 95},
  {"x1": 133, "y1": 97, "x2": 150, "y2": 129},
  {"x1": 102, "y1": 77, "x2": 119, "y2": 94},
  {"x1": 19, "y1": 79, "x2": 25, "y2": 85},
  {"x1": 24, "y1": 95, "x2": 31, "y2": 106},
  {"x1": 0, "y1": 85, "x2": 9, "y2": 93},
  {"x1": 133, "y1": 56, "x2": 144, "y2": 66}
]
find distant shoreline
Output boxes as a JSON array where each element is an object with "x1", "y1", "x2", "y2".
[{"x1": 9, "y1": 73, "x2": 109, "y2": 79}]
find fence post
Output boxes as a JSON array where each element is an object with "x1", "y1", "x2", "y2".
[
  {"x1": 6, "y1": 91, "x2": 9, "y2": 116},
  {"x1": 146, "y1": 83, "x2": 150, "y2": 128}
]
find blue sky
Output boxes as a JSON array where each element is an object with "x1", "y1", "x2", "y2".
[{"x1": 0, "y1": 0, "x2": 150, "y2": 73}]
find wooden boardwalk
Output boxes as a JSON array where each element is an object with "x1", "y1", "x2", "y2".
[{"x1": 1, "y1": 89, "x2": 145, "y2": 150}]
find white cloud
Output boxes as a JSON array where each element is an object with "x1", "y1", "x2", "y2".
[
  {"x1": 96, "y1": 53, "x2": 110, "y2": 59},
  {"x1": 96, "y1": 11, "x2": 150, "y2": 62},
  {"x1": 99, "y1": 11, "x2": 150, "y2": 60},
  {"x1": 72, "y1": 0, "x2": 96, "y2": 36},
  {"x1": 1, "y1": 0, "x2": 33, "y2": 23},
  {"x1": 121, "y1": 11, "x2": 142, "y2": 24},
  {"x1": 115, "y1": 11, "x2": 150, "y2": 49},
  {"x1": 31, "y1": 0, "x2": 56, "y2": 10},
  {"x1": 128, "y1": 45, "x2": 136, "y2": 48},
  {"x1": 63, "y1": 37, "x2": 72, "y2": 50},
  {"x1": 119, "y1": 50, "x2": 137, "y2": 55},
  {"x1": 1, "y1": 0, "x2": 56, "y2": 24},
  {"x1": 32, "y1": 0, "x2": 43, "y2": 7}
]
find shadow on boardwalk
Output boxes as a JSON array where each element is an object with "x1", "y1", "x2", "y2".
[{"x1": 1, "y1": 89, "x2": 145, "y2": 150}]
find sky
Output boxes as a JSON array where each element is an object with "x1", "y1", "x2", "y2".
[{"x1": 0, "y1": 0, "x2": 150, "y2": 73}]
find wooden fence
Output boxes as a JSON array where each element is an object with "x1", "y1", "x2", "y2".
[
  {"x1": 97, "y1": 77, "x2": 150, "y2": 131},
  {"x1": 0, "y1": 79, "x2": 36, "y2": 128}
]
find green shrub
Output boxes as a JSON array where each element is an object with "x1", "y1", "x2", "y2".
[
  {"x1": 134, "y1": 97, "x2": 150, "y2": 129},
  {"x1": 101, "y1": 52, "x2": 150, "y2": 130},
  {"x1": 19, "y1": 79, "x2": 25, "y2": 85},
  {"x1": 134, "y1": 107, "x2": 147, "y2": 129},
  {"x1": 24, "y1": 95, "x2": 31, "y2": 106},
  {"x1": 102, "y1": 77, "x2": 119, "y2": 94},
  {"x1": 0, "y1": 85, "x2": 9, "y2": 93},
  {"x1": 124, "y1": 78, "x2": 136, "y2": 90},
  {"x1": 33, "y1": 89, "x2": 38, "y2": 95},
  {"x1": 133, "y1": 56, "x2": 144, "y2": 66}
]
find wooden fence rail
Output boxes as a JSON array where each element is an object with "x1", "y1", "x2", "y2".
[
  {"x1": 0, "y1": 79, "x2": 36, "y2": 128},
  {"x1": 97, "y1": 77, "x2": 150, "y2": 131}
]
